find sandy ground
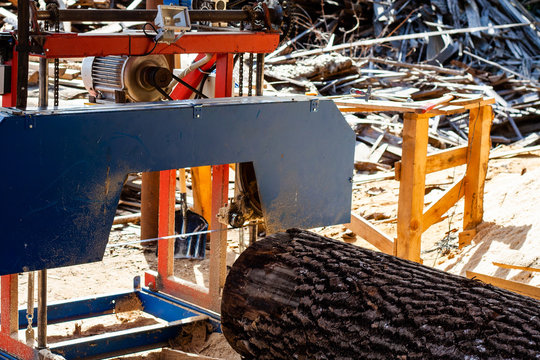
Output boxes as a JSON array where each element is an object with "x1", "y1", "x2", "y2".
[{"x1": 9, "y1": 149, "x2": 540, "y2": 359}]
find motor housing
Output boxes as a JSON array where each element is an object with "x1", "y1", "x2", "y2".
[{"x1": 82, "y1": 55, "x2": 171, "y2": 103}]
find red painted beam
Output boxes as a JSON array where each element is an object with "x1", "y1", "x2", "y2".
[
  {"x1": 1, "y1": 53, "x2": 17, "y2": 107},
  {"x1": 38, "y1": 32, "x2": 279, "y2": 58},
  {"x1": 0, "y1": 333, "x2": 36, "y2": 360}
]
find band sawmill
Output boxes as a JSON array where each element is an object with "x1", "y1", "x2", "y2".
[
  {"x1": 1, "y1": 1, "x2": 539, "y2": 359},
  {"x1": 0, "y1": 1, "x2": 355, "y2": 358}
]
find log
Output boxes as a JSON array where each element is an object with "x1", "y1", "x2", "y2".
[{"x1": 221, "y1": 229, "x2": 540, "y2": 360}]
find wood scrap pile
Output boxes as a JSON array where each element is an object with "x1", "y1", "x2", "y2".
[{"x1": 265, "y1": 0, "x2": 540, "y2": 149}]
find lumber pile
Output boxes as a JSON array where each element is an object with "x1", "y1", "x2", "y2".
[{"x1": 222, "y1": 229, "x2": 540, "y2": 359}]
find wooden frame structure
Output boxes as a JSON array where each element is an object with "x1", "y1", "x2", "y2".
[{"x1": 337, "y1": 94, "x2": 495, "y2": 263}]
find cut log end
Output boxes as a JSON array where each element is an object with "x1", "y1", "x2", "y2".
[{"x1": 222, "y1": 229, "x2": 540, "y2": 359}]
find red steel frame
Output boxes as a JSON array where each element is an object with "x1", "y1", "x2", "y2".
[{"x1": 0, "y1": 31, "x2": 279, "y2": 358}]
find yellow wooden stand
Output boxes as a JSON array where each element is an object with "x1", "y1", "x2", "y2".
[{"x1": 340, "y1": 95, "x2": 495, "y2": 262}]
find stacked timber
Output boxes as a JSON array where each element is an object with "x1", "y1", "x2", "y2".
[{"x1": 221, "y1": 229, "x2": 540, "y2": 359}]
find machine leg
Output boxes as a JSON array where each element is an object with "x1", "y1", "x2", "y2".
[
  {"x1": 1, "y1": 52, "x2": 17, "y2": 107},
  {"x1": 157, "y1": 170, "x2": 176, "y2": 281},
  {"x1": 255, "y1": 53, "x2": 264, "y2": 96},
  {"x1": 1, "y1": 275, "x2": 18, "y2": 337},
  {"x1": 37, "y1": 270, "x2": 47, "y2": 349},
  {"x1": 38, "y1": 58, "x2": 48, "y2": 109}
]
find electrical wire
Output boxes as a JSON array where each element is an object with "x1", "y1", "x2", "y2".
[{"x1": 133, "y1": 22, "x2": 159, "y2": 57}]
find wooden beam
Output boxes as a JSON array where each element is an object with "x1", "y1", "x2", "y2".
[
  {"x1": 422, "y1": 176, "x2": 465, "y2": 232},
  {"x1": 493, "y1": 251, "x2": 540, "y2": 273},
  {"x1": 346, "y1": 213, "x2": 394, "y2": 255},
  {"x1": 395, "y1": 145, "x2": 468, "y2": 180},
  {"x1": 458, "y1": 229, "x2": 476, "y2": 248},
  {"x1": 208, "y1": 164, "x2": 229, "y2": 312},
  {"x1": 396, "y1": 113, "x2": 430, "y2": 262},
  {"x1": 161, "y1": 348, "x2": 219, "y2": 360},
  {"x1": 191, "y1": 166, "x2": 212, "y2": 223},
  {"x1": 466, "y1": 271, "x2": 540, "y2": 301},
  {"x1": 334, "y1": 95, "x2": 453, "y2": 114},
  {"x1": 462, "y1": 105, "x2": 493, "y2": 246}
]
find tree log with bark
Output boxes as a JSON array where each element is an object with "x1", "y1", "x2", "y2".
[{"x1": 221, "y1": 229, "x2": 540, "y2": 359}]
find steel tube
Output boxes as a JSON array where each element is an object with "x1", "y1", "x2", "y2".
[
  {"x1": 36, "y1": 9, "x2": 261, "y2": 23},
  {"x1": 255, "y1": 53, "x2": 264, "y2": 96},
  {"x1": 37, "y1": 269, "x2": 47, "y2": 349},
  {"x1": 16, "y1": 0, "x2": 29, "y2": 109},
  {"x1": 38, "y1": 58, "x2": 48, "y2": 109}
]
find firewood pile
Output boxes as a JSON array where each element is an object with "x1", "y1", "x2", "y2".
[{"x1": 266, "y1": 0, "x2": 540, "y2": 150}]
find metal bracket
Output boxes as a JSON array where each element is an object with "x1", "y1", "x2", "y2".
[
  {"x1": 193, "y1": 105, "x2": 202, "y2": 119},
  {"x1": 310, "y1": 99, "x2": 319, "y2": 113}
]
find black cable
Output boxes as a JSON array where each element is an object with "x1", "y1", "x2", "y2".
[
  {"x1": 133, "y1": 23, "x2": 159, "y2": 57},
  {"x1": 154, "y1": 85, "x2": 173, "y2": 101}
]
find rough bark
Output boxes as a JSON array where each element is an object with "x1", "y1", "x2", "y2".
[{"x1": 221, "y1": 229, "x2": 540, "y2": 360}]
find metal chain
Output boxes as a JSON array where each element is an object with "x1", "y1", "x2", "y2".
[
  {"x1": 248, "y1": 53, "x2": 254, "y2": 96},
  {"x1": 53, "y1": 18, "x2": 59, "y2": 107},
  {"x1": 25, "y1": 272, "x2": 35, "y2": 346},
  {"x1": 239, "y1": 53, "x2": 244, "y2": 97}
]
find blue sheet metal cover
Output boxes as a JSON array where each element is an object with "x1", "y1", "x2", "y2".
[{"x1": 0, "y1": 97, "x2": 355, "y2": 274}]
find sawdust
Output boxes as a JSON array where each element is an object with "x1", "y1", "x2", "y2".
[
  {"x1": 198, "y1": 333, "x2": 241, "y2": 360},
  {"x1": 437, "y1": 164, "x2": 540, "y2": 286},
  {"x1": 47, "y1": 312, "x2": 160, "y2": 344},
  {"x1": 115, "y1": 293, "x2": 144, "y2": 322},
  {"x1": 168, "y1": 321, "x2": 209, "y2": 353}
]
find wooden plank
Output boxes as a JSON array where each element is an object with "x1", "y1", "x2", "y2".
[
  {"x1": 209, "y1": 164, "x2": 229, "y2": 311},
  {"x1": 396, "y1": 113, "x2": 430, "y2": 262},
  {"x1": 346, "y1": 213, "x2": 394, "y2": 255},
  {"x1": 334, "y1": 95, "x2": 454, "y2": 114},
  {"x1": 113, "y1": 205, "x2": 182, "y2": 225},
  {"x1": 161, "y1": 348, "x2": 219, "y2": 360},
  {"x1": 395, "y1": 145, "x2": 468, "y2": 180},
  {"x1": 489, "y1": 144, "x2": 540, "y2": 159},
  {"x1": 462, "y1": 105, "x2": 493, "y2": 246},
  {"x1": 493, "y1": 251, "x2": 540, "y2": 272},
  {"x1": 422, "y1": 177, "x2": 465, "y2": 232},
  {"x1": 466, "y1": 271, "x2": 540, "y2": 301},
  {"x1": 425, "y1": 145, "x2": 468, "y2": 173},
  {"x1": 458, "y1": 229, "x2": 477, "y2": 248},
  {"x1": 191, "y1": 166, "x2": 212, "y2": 223}
]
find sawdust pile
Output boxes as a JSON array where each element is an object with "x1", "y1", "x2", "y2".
[
  {"x1": 438, "y1": 164, "x2": 540, "y2": 286},
  {"x1": 198, "y1": 333, "x2": 241, "y2": 360}
]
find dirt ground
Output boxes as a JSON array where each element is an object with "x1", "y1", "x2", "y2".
[{"x1": 12, "y1": 149, "x2": 540, "y2": 360}]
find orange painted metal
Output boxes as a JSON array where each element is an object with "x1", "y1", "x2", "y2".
[
  {"x1": 169, "y1": 54, "x2": 217, "y2": 100},
  {"x1": 38, "y1": 32, "x2": 279, "y2": 58},
  {"x1": 1, "y1": 274, "x2": 35, "y2": 359},
  {"x1": 157, "y1": 170, "x2": 176, "y2": 279},
  {"x1": 1, "y1": 53, "x2": 17, "y2": 107},
  {"x1": 0, "y1": 333, "x2": 36, "y2": 360}
]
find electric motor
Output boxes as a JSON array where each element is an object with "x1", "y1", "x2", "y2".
[{"x1": 82, "y1": 55, "x2": 171, "y2": 103}]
